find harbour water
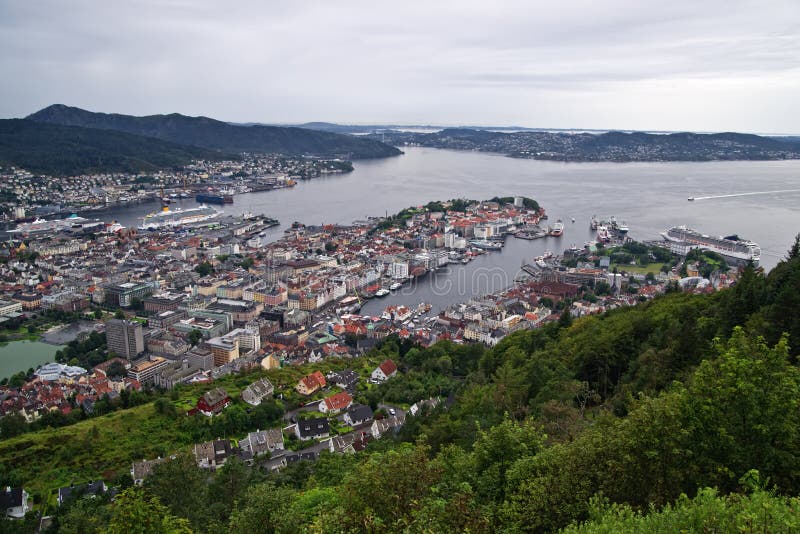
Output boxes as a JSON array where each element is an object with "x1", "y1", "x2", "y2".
[{"x1": 86, "y1": 147, "x2": 800, "y2": 313}]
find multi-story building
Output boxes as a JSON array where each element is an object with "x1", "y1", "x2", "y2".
[
  {"x1": 205, "y1": 336, "x2": 239, "y2": 367},
  {"x1": 127, "y1": 356, "x2": 169, "y2": 383},
  {"x1": 104, "y1": 281, "x2": 156, "y2": 308},
  {"x1": 106, "y1": 319, "x2": 144, "y2": 359},
  {"x1": 0, "y1": 299, "x2": 23, "y2": 317}
]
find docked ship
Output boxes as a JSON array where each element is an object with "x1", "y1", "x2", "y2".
[
  {"x1": 470, "y1": 239, "x2": 503, "y2": 250},
  {"x1": 10, "y1": 214, "x2": 101, "y2": 234},
  {"x1": 660, "y1": 226, "x2": 761, "y2": 265},
  {"x1": 596, "y1": 225, "x2": 612, "y2": 243},
  {"x1": 195, "y1": 193, "x2": 234, "y2": 205},
  {"x1": 137, "y1": 205, "x2": 221, "y2": 230},
  {"x1": 549, "y1": 220, "x2": 564, "y2": 237}
]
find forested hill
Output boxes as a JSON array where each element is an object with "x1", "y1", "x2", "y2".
[
  {"x1": 27, "y1": 105, "x2": 403, "y2": 160},
  {"x1": 373, "y1": 127, "x2": 800, "y2": 161},
  {"x1": 0, "y1": 119, "x2": 229, "y2": 175}
]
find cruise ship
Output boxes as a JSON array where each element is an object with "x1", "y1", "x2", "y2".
[
  {"x1": 10, "y1": 214, "x2": 101, "y2": 234},
  {"x1": 137, "y1": 205, "x2": 221, "y2": 230},
  {"x1": 661, "y1": 226, "x2": 761, "y2": 265}
]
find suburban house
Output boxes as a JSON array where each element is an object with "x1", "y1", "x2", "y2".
[
  {"x1": 344, "y1": 404, "x2": 374, "y2": 426},
  {"x1": 131, "y1": 457, "x2": 168, "y2": 485},
  {"x1": 239, "y1": 429, "x2": 284, "y2": 459},
  {"x1": 295, "y1": 371, "x2": 327, "y2": 396},
  {"x1": 370, "y1": 359, "x2": 398, "y2": 382},
  {"x1": 319, "y1": 391, "x2": 353, "y2": 414},
  {"x1": 295, "y1": 417, "x2": 331, "y2": 441},
  {"x1": 57, "y1": 481, "x2": 107, "y2": 506},
  {"x1": 196, "y1": 387, "x2": 231, "y2": 416},
  {"x1": 194, "y1": 439, "x2": 235, "y2": 470},
  {"x1": 409, "y1": 397, "x2": 442, "y2": 417},
  {"x1": 370, "y1": 412, "x2": 406, "y2": 439},
  {"x1": 1, "y1": 487, "x2": 29, "y2": 519},
  {"x1": 241, "y1": 377, "x2": 274, "y2": 406},
  {"x1": 328, "y1": 369, "x2": 359, "y2": 390},
  {"x1": 329, "y1": 431, "x2": 371, "y2": 454}
]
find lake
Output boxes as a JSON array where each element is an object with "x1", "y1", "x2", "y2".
[
  {"x1": 0, "y1": 340, "x2": 62, "y2": 380},
  {"x1": 87, "y1": 147, "x2": 800, "y2": 313}
]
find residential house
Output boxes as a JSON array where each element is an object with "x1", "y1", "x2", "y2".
[
  {"x1": 329, "y1": 431, "x2": 371, "y2": 454},
  {"x1": 241, "y1": 377, "x2": 274, "y2": 406},
  {"x1": 344, "y1": 404, "x2": 374, "y2": 426},
  {"x1": 295, "y1": 371, "x2": 326, "y2": 396},
  {"x1": 57, "y1": 481, "x2": 107, "y2": 506},
  {"x1": 194, "y1": 439, "x2": 235, "y2": 470},
  {"x1": 370, "y1": 412, "x2": 406, "y2": 439},
  {"x1": 409, "y1": 397, "x2": 441, "y2": 417},
  {"x1": 329, "y1": 369, "x2": 358, "y2": 390},
  {"x1": 196, "y1": 387, "x2": 231, "y2": 416},
  {"x1": 0, "y1": 487, "x2": 30, "y2": 519},
  {"x1": 131, "y1": 457, "x2": 168, "y2": 485},
  {"x1": 319, "y1": 391, "x2": 353, "y2": 414},
  {"x1": 295, "y1": 417, "x2": 330, "y2": 441},
  {"x1": 370, "y1": 359, "x2": 398, "y2": 382},
  {"x1": 239, "y1": 429, "x2": 284, "y2": 459}
]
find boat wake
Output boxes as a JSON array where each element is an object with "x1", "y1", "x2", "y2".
[{"x1": 690, "y1": 189, "x2": 800, "y2": 201}]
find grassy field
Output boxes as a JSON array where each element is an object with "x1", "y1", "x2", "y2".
[{"x1": 0, "y1": 353, "x2": 386, "y2": 505}]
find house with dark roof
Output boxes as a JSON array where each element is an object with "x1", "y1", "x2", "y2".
[
  {"x1": 370, "y1": 359, "x2": 398, "y2": 382},
  {"x1": 196, "y1": 387, "x2": 231, "y2": 416},
  {"x1": 328, "y1": 369, "x2": 359, "y2": 390},
  {"x1": 0, "y1": 486, "x2": 30, "y2": 519},
  {"x1": 57, "y1": 480, "x2": 107, "y2": 506},
  {"x1": 344, "y1": 404, "x2": 374, "y2": 426},
  {"x1": 319, "y1": 391, "x2": 353, "y2": 414},
  {"x1": 295, "y1": 417, "x2": 330, "y2": 441}
]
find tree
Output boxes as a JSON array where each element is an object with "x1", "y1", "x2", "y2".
[
  {"x1": 188, "y1": 329, "x2": 203, "y2": 347},
  {"x1": 194, "y1": 261, "x2": 213, "y2": 276},
  {"x1": 107, "y1": 488, "x2": 192, "y2": 534},
  {"x1": 145, "y1": 454, "x2": 207, "y2": 528},
  {"x1": 106, "y1": 360, "x2": 127, "y2": 379}
]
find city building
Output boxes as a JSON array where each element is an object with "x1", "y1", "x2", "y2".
[{"x1": 106, "y1": 319, "x2": 144, "y2": 359}]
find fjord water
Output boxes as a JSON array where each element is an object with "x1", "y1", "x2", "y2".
[{"x1": 99, "y1": 148, "x2": 800, "y2": 312}]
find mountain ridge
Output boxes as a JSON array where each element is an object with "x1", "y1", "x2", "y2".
[{"x1": 27, "y1": 104, "x2": 402, "y2": 159}]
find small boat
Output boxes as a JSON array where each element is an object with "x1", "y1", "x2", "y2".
[
  {"x1": 688, "y1": 197, "x2": 695, "y2": 201},
  {"x1": 570, "y1": 217, "x2": 575, "y2": 223},
  {"x1": 389, "y1": 282, "x2": 402, "y2": 290},
  {"x1": 375, "y1": 288, "x2": 390, "y2": 297}
]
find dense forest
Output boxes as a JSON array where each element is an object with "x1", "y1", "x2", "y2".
[
  {"x1": 3, "y1": 239, "x2": 800, "y2": 532},
  {"x1": 27, "y1": 105, "x2": 403, "y2": 160}
]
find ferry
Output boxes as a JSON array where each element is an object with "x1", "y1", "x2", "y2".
[
  {"x1": 137, "y1": 205, "x2": 221, "y2": 230},
  {"x1": 470, "y1": 239, "x2": 503, "y2": 250},
  {"x1": 196, "y1": 193, "x2": 234, "y2": 205},
  {"x1": 549, "y1": 220, "x2": 564, "y2": 237},
  {"x1": 661, "y1": 226, "x2": 760, "y2": 265}
]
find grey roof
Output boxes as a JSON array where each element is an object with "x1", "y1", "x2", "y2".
[
  {"x1": 296, "y1": 417, "x2": 330, "y2": 439},
  {"x1": 345, "y1": 404, "x2": 374, "y2": 423},
  {"x1": 58, "y1": 481, "x2": 106, "y2": 504}
]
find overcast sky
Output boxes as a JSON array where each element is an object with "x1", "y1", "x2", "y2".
[{"x1": 1, "y1": 0, "x2": 798, "y2": 133}]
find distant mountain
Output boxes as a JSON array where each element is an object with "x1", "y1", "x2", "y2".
[
  {"x1": 0, "y1": 119, "x2": 229, "y2": 176},
  {"x1": 28, "y1": 105, "x2": 402, "y2": 159},
  {"x1": 371, "y1": 128, "x2": 800, "y2": 162}
]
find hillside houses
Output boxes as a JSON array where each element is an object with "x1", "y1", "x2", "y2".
[
  {"x1": 371, "y1": 359, "x2": 398, "y2": 383},
  {"x1": 295, "y1": 370, "x2": 326, "y2": 395},
  {"x1": 241, "y1": 377, "x2": 274, "y2": 406},
  {"x1": 319, "y1": 391, "x2": 353, "y2": 414}
]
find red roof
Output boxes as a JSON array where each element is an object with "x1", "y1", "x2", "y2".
[
  {"x1": 323, "y1": 391, "x2": 353, "y2": 411},
  {"x1": 379, "y1": 359, "x2": 397, "y2": 377}
]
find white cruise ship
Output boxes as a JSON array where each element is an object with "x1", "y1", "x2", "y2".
[
  {"x1": 661, "y1": 226, "x2": 761, "y2": 265},
  {"x1": 137, "y1": 205, "x2": 221, "y2": 230}
]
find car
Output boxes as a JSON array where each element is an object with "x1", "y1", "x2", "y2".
[{"x1": 389, "y1": 408, "x2": 396, "y2": 415}]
